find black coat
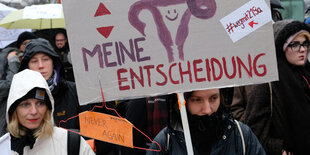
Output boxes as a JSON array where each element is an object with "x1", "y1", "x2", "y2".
[
  {"x1": 52, "y1": 78, "x2": 80, "y2": 129},
  {"x1": 0, "y1": 47, "x2": 21, "y2": 136},
  {"x1": 147, "y1": 119, "x2": 266, "y2": 155}
]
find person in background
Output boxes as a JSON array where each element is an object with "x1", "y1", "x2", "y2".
[
  {"x1": 53, "y1": 30, "x2": 74, "y2": 82},
  {"x1": 147, "y1": 88, "x2": 265, "y2": 155},
  {"x1": 19, "y1": 38, "x2": 88, "y2": 130},
  {"x1": 6, "y1": 69, "x2": 94, "y2": 155},
  {"x1": 0, "y1": 31, "x2": 37, "y2": 137},
  {"x1": 270, "y1": 0, "x2": 283, "y2": 22},
  {"x1": 245, "y1": 20, "x2": 310, "y2": 154}
]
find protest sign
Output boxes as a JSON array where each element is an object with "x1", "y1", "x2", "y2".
[
  {"x1": 62, "y1": 0, "x2": 276, "y2": 104},
  {"x1": 79, "y1": 111, "x2": 133, "y2": 148}
]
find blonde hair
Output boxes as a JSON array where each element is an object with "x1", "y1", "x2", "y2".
[{"x1": 8, "y1": 109, "x2": 54, "y2": 139}]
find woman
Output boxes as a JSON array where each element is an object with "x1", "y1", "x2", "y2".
[
  {"x1": 147, "y1": 88, "x2": 265, "y2": 155},
  {"x1": 6, "y1": 69, "x2": 94, "y2": 155},
  {"x1": 19, "y1": 38, "x2": 85, "y2": 130},
  {"x1": 245, "y1": 20, "x2": 310, "y2": 154}
]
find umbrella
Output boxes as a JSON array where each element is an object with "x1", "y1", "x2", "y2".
[
  {"x1": 0, "y1": 3, "x2": 30, "y2": 48},
  {"x1": 0, "y1": 3, "x2": 65, "y2": 30}
]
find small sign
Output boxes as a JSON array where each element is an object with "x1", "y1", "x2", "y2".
[
  {"x1": 220, "y1": 0, "x2": 272, "y2": 42},
  {"x1": 79, "y1": 111, "x2": 133, "y2": 148},
  {"x1": 23, "y1": 4, "x2": 63, "y2": 19}
]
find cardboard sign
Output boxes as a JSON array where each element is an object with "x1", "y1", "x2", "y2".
[
  {"x1": 62, "y1": 0, "x2": 277, "y2": 104},
  {"x1": 79, "y1": 111, "x2": 133, "y2": 148}
]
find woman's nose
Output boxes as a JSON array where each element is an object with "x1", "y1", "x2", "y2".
[
  {"x1": 29, "y1": 105, "x2": 38, "y2": 114},
  {"x1": 201, "y1": 101, "x2": 212, "y2": 116},
  {"x1": 299, "y1": 45, "x2": 307, "y2": 53},
  {"x1": 38, "y1": 60, "x2": 44, "y2": 68}
]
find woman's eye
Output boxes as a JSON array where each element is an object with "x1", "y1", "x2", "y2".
[
  {"x1": 290, "y1": 42, "x2": 300, "y2": 48},
  {"x1": 20, "y1": 103, "x2": 30, "y2": 107},
  {"x1": 189, "y1": 98, "x2": 201, "y2": 102},
  {"x1": 210, "y1": 95, "x2": 218, "y2": 102},
  {"x1": 36, "y1": 102, "x2": 45, "y2": 106}
]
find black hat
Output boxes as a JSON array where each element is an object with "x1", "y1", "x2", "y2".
[
  {"x1": 16, "y1": 31, "x2": 37, "y2": 49},
  {"x1": 8, "y1": 87, "x2": 52, "y2": 116}
]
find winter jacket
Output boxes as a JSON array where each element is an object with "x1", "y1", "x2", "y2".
[
  {"x1": 51, "y1": 78, "x2": 80, "y2": 129},
  {"x1": 147, "y1": 90, "x2": 265, "y2": 155},
  {"x1": 6, "y1": 69, "x2": 94, "y2": 155},
  {"x1": 0, "y1": 47, "x2": 21, "y2": 137},
  {"x1": 230, "y1": 85, "x2": 254, "y2": 123},
  {"x1": 19, "y1": 38, "x2": 83, "y2": 130},
  {"x1": 146, "y1": 119, "x2": 265, "y2": 155},
  {"x1": 0, "y1": 47, "x2": 21, "y2": 99},
  {"x1": 245, "y1": 83, "x2": 284, "y2": 155}
]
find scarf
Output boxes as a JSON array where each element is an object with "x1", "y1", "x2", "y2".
[
  {"x1": 11, "y1": 130, "x2": 36, "y2": 155},
  {"x1": 187, "y1": 105, "x2": 224, "y2": 155},
  {"x1": 47, "y1": 70, "x2": 58, "y2": 91}
]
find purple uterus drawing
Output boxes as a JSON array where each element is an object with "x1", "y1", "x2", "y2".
[{"x1": 128, "y1": 0, "x2": 217, "y2": 63}]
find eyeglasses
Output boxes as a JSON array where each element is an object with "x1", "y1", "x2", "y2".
[{"x1": 287, "y1": 41, "x2": 310, "y2": 52}]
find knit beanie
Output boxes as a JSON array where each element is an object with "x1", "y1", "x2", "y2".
[
  {"x1": 8, "y1": 87, "x2": 52, "y2": 116},
  {"x1": 273, "y1": 19, "x2": 294, "y2": 40},
  {"x1": 16, "y1": 31, "x2": 37, "y2": 49}
]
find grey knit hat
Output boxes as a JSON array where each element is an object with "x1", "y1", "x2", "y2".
[{"x1": 273, "y1": 19, "x2": 294, "y2": 40}]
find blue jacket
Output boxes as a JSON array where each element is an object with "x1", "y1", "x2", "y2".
[{"x1": 147, "y1": 118, "x2": 266, "y2": 155}]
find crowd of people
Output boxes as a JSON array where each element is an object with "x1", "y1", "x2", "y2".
[{"x1": 0, "y1": 1, "x2": 310, "y2": 155}]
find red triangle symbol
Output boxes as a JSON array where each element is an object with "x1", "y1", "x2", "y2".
[
  {"x1": 97, "y1": 26, "x2": 114, "y2": 38},
  {"x1": 94, "y1": 3, "x2": 111, "y2": 17}
]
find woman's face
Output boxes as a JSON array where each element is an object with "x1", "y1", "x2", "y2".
[
  {"x1": 16, "y1": 98, "x2": 47, "y2": 130},
  {"x1": 285, "y1": 35, "x2": 308, "y2": 66},
  {"x1": 19, "y1": 39, "x2": 31, "y2": 52},
  {"x1": 187, "y1": 89, "x2": 220, "y2": 116},
  {"x1": 28, "y1": 53, "x2": 54, "y2": 80}
]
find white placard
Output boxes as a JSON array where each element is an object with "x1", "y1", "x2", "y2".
[
  {"x1": 220, "y1": 0, "x2": 272, "y2": 42},
  {"x1": 23, "y1": 4, "x2": 63, "y2": 19},
  {"x1": 62, "y1": 0, "x2": 277, "y2": 104}
]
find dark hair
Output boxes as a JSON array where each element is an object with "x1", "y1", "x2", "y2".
[
  {"x1": 16, "y1": 31, "x2": 37, "y2": 49},
  {"x1": 54, "y1": 29, "x2": 67, "y2": 39}
]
